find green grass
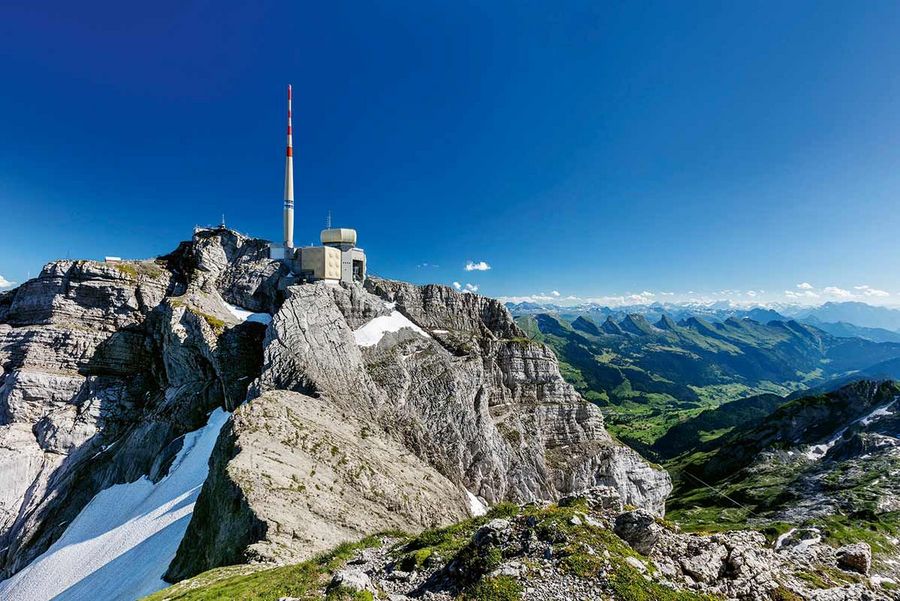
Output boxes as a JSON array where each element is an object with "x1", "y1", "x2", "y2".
[
  {"x1": 460, "y1": 576, "x2": 522, "y2": 600},
  {"x1": 812, "y1": 512, "x2": 900, "y2": 556},
  {"x1": 112, "y1": 260, "x2": 166, "y2": 280},
  {"x1": 145, "y1": 500, "x2": 729, "y2": 601},
  {"x1": 140, "y1": 534, "x2": 388, "y2": 601},
  {"x1": 168, "y1": 297, "x2": 227, "y2": 334},
  {"x1": 609, "y1": 565, "x2": 720, "y2": 601},
  {"x1": 520, "y1": 500, "x2": 721, "y2": 601},
  {"x1": 394, "y1": 502, "x2": 519, "y2": 571}
]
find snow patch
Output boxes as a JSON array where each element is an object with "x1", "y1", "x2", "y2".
[
  {"x1": 353, "y1": 312, "x2": 430, "y2": 347},
  {"x1": 774, "y1": 528, "x2": 796, "y2": 550},
  {"x1": 775, "y1": 527, "x2": 821, "y2": 554},
  {"x1": 432, "y1": 329, "x2": 449, "y2": 334},
  {"x1": 804, "y1": 442, "x2": 835, "y2": 461},
  {"x1": 223, "y1": 301, "x2": 272, "y2": 325},
  {"x1": 466, "y1": 490, "x2": 487, "y2": 517},
  {"x1": 804, "y1": 399, "x2": 897, "y2": 461},
  {"x1": 861, "y1": 402, "x2": 895, "y2": 426},
  {"x1": 0, "y1": 409, "x2": 231, "y2": 601}
]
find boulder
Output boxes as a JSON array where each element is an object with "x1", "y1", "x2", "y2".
[
  {"x1": 679, "y1": 541, "x2": 727, "y2": 584},
  {"x1": 329, "y1": 568, "x2": 374, "y2": 595},
  {"x1": 614, "y1": 509, "x2": 662, "y2": 555},
  {"x1": 836, "y1": 542, "x2": 872, "y2": 575},
  {"x1": 473, "y1": 518, "x2": 513, "y2": 547},
  {"x1": 560, "y1": 485, "x2": 623, "y2": 513}
]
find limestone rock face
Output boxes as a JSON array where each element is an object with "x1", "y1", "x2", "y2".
[
  {"x1": 250, "y1": 280, "x2": 669, "y2": 512},
  {"x1": 189, "y1": 228, "x2": 284, "y2": 313},
  {"x1": 0, "y1": 227, "x2": 671, "y2": 591},
  {"x1": 365, "y1": 278, "x2": 519, "y2": 339},
  {"x1": 0, "y1": 230, "x2": 268, "y2": 579},
  {"x1": 165, "y1": 390, "x2": 469, "y2": 580}
]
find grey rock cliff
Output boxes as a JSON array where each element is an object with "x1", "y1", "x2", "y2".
[
  {"x1": 165, "y1": 389, "x2": 470, "y2": 580},
  {"x1": 0, "y1": 228, "x2": 670, "y2": 589},
  {"x1": 168, "y1": 273, "x2": 670, "y2": 579},
  {"x1": 0, "y1": 229, "x2": 270, "y2": 578}
]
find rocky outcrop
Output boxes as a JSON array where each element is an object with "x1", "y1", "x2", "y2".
[
  {"x1": 162, "y1": 489, "x2": 893, "y2": 601},
  {"x1": 0, "y1": 227, "x2": 670, "y2": 594},
  {"x1": 365, "y1": 278, "x2": 519, "y2": 340},
  {"x1": 0, "y1": 229, "x2": 269, "y2": 579},
  {"x1": 169, "y1": 275, "x2": 670, "y2": 579},
  {"x1": 262, "y1": 280, "x2": 669, "y2": 511},
  {"x1": 166, "y1": 390, "x2": 469, "y2": 580},
  {"x1": 836, "y1": 543, "x2": 872, "y2": 575},
  {"x1": 188, "y1": 228, "x2": 285, "y2": 313}
]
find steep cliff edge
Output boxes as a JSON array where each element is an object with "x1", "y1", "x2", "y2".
[
  {"x1": 0, "y1": 227, "x2": 670, "y2": 598},
  {"x1": 167, "y1": 276, "x2": 671, "y2": 578},
  {"x1": 0, "y1": 229, "x2": 271, "y2": 582}
]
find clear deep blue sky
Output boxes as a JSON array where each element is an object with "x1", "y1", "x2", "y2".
[{"x1": 2, "y1": 1, "x2": 900, "y2": 305}]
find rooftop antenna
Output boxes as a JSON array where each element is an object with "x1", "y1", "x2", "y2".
[
  {"x1": 283, "y1": 84, "x2": 295, "y2": 248},
  {"x1": 220, "y1": 214, "x2": 226, "y2": 228},
  {"x1": 326, "y1": 210, "x2": 332, "y2": 229}
]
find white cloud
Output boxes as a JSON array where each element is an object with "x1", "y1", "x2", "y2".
[
  {"x1": 417, "y1": 262, "x2": 439, "y2": 269},
  {"x1": 823, "y1": 286, "x2": 853, "y2": 299},
  {"x1": 465, "y1": 261, "x2": 491, "y2": 272},
  {"x1": 854, "y1": 285, "x2": 890, "y2": 298},
  {"x1": 498, "y1": 284, "x2": 894, "y2": 309},
  {"x1": 630, "y1": 291, "x2": 656, "y2": 302},
  {"x1": 785, "y1": 289, "x2": 820, "y2": 299},
  {"x1": 0, "y1": 275, "x2": 15, "y2": 290},
  {"x1": 453, "y1": 281, "x2": 479, "y2": 294}
]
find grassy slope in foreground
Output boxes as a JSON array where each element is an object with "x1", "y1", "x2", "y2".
[
  {"x1": 139, "y1": 532, "x2": 392, "y2": 601},
  {"x1": 142, "y1": 502, "x2": 719, "y2": 601}
]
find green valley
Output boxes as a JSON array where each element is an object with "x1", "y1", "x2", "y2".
[{"x1": 516, "y1": 312, "x2": 900, "y2": 456}]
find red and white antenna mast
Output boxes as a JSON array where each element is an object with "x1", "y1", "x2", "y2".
[{"x1": 283, "y1": 84, "x2": 295, "y2": 248}]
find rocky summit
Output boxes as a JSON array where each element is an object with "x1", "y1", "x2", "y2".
[
  {"x1": 0, "y1": 227, "x2": 671, "y2": 600},
  {"x1": 0, "y1": 227, "x2": 894, "y2": 600}
]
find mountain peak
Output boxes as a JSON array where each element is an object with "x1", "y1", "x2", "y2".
[
  {"x1": 656, "y1": 314, "x2": 678, "y2": 330},
  {"x1": 619, "y1": 313, "x2": 658, "y2": 336},
  {"x1": 601, "y1": 315, "x2": 626, "y2": 335},
  {"x1": 572, "y1": 315, "x2": 602, "y2": 336}
]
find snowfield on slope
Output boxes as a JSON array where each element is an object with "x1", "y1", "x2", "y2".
[
  {"x1": 805, "y1": 398, "x2": 897, "y2": 461},
  {"x1": 354, "y1": 310, "x2": 430, "y2": 347},
  {"x1": 466, "y1": 490, "x2": 487, "y2": 516},
  {"x1": 0, "y1": 409, "x2": 230, "y2": 601}
]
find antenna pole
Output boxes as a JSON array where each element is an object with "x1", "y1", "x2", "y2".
[{"x1": 283, "y1": 84, "x2": 295, "y2": 248}]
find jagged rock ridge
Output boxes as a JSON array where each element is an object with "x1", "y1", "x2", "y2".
[{"x1": 0, "y1": 227, "x2": 670, "y2": 596}]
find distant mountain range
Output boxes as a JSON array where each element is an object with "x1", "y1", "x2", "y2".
[
  {"x1": 507, "y1": 300, "x2": 900, "y2": 343},
  {"x1": 517, "y1": 310, "x2": 900, "y2": 454}
]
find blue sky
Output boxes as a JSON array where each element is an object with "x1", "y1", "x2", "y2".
[{"x1": 2, "y1": 1, "x2": 900, "y2": 306}]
